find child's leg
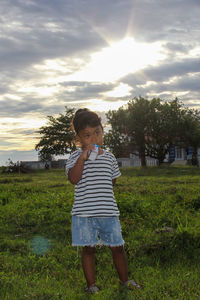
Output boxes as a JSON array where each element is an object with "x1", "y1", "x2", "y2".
[
  {"x1": 82, "y1": 246, "x2": 96, "y2": 287},
  {"x1": 110, "y1": 246, "x2": 128, "y2": 283}
]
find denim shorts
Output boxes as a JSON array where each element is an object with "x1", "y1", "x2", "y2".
[{"x1": 72, "y1": 216, "x2": 124, "y2": 247}]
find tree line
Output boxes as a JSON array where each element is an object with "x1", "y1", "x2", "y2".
[{"x1": 35, "y1": 97, "x2": 200, "y2": 166}]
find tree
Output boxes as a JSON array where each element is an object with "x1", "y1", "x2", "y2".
[
  {"x1": 103, "y1": 129, "x2": 130, "y2": 158},
  {"x1": 178, "y1": 108, "x2": 200, "y2": 166},
  {"x1": 2, "y1": 159, "x2": 31, "y2": 173},
  {"x1": 104, "y1": 97, "x2": 200, "y2": 166},
  {"x1": 104, "y1": 97, "x2": 153, "y2": 166},
  {"x1": 145, "y1": 98, "x2": 186, "y2": 165},
  {"x1": 104, "y1": 108, "x2": 131, "y2": 158},
  {"x1": 35, "y1": 107, "x2": 76, "y2": 160},
  {"x1": 38, "y1": 152, "x2": 55, "y2": 162},
  {"x1": 126, "y1": 97, "x2": 153, "y2": 166}
]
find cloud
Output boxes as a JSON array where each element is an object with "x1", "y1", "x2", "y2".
[
  {"x1": 0, "y1": 99, "x2": 43, "y2": 117},
  {"x1": 0, "y1": 0, "x2": 200, "y2": 164},
  {"x1": 143, "y1": 58, "x2": 200, "y2": 82},
  {"x1": 164, "y1": 42, "x2": 193, "y2": 54},
  {"x1": 1, "y1": 0, "x2": 199, "y2": 91},
  {"x1": 59, "y1": 81, "x2": 116, "y2": 99},
  {"x1": 0, "y1": 0, "x2": 107, "y2": 77},
  {"x1": 127, "y1": 0, "x2": 200, "y2": 42},
  {"x1": 121, "y1": 56, "x2": 200, "y2": 102}
]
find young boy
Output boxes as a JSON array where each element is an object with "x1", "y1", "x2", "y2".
[{"x1": 65, "y1": 108, "x2": 140, "y2": 293}]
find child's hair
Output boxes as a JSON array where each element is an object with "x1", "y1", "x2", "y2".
[{"x1": 72, "y1": 108, "x2": 103, "y2": 134}]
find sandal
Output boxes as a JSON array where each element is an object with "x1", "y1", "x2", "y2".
[
  {"x1": 84, "y1": 285, "x2": 100, "y2": 294},
  {"x1": 120, "y1": 279, "x2": 141, "y2": 290}
]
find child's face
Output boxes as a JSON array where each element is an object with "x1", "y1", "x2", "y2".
[{"x1": 78, "y1": 125, "x2": 103, "y2": 148}]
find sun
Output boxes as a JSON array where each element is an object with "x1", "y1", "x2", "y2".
[{"x1": 67, "y1": 37, "x2": 165, "y2": 83}]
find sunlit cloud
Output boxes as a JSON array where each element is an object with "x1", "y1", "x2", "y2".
[
  {"x1": 102, "y1": 83, "x2": 133, "y2": 98},
  {"x1": 187, "y1": 46, "x2": 200, "y2": 58},
  {"x1": 0, "y1": 117, "x2": 46, "y2": 151},
  {"x1": 66, "y1": 37, "x2": 166, "y2": 83},
  {"x1": 0, "y1": 94, "x2": 21, "y2": 101},
  {"x1": 86, "y1": 99, "x2": 129, "y2": 112}
]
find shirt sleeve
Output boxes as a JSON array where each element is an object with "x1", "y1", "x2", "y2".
[
  {"x1": 65, "y1": 150, "x2": 80, "y2": 178},
  {"x1": 111, "y1": 154, "x2": 121, "y2": 179}
]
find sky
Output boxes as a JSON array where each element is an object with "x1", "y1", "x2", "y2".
[{"x1": 0, "y1": 0, "x2": 200, "y2": 166}]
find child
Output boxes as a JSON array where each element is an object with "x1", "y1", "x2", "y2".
[{"x1": 65, "y1": 108, "x2": 141, "y2": 294}]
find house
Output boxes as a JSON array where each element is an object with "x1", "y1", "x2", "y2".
[
  {"x1": 51, "y1": 159, "x2": 68, "y2": 169},
  {"x1": 169, "y1": 146, "x2": 200, "y2": 165},
  {"x1": 117, "y1": 146, "x2": 200, "y2": 167},
  {"x1": 20, "y1": 161, "x2": 48, "y2": 170}
]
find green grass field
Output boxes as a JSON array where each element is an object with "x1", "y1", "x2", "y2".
[{"x1": 0, "y1": 166, "x2": 200, "y2": 299}]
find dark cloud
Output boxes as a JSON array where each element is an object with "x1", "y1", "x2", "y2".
[
  {"x1": 148, "y1": 58, "x2": 200, "y2": 82},
  {"x1": 59, "y1": 81, "x2": 116, "y2": 100},
  {"x1": 60, "y1": 81, "x2": 115, "y2": 92},
  {"x1": 127, "y1": 0, "x2": 200, "y2": 42},
  {"x1": 0, "y1": 100, "x2": 42, "y2": 117},
  {"x1": 0, "y1": 0, "x2": 107, "y2": 74},
  {"x1": 164, "y1": 42, "x2": 193, "y2": 54},
  {"x1": 120, "y1": 55, "x2": 200, "y2": 104},
  {"x1": 122, "y1": 57, "x2": 200, "y2": 86},
  {"x1": 0, "y1": 98, "x2": 67, "y2": 117},
  {"x1": 169, "y1": 74, "x2": 200, "y2": 93}
]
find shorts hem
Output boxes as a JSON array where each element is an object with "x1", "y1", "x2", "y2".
[
  {"x1": 103, "y1": 242, "x2": 125, "y2": 247},
  {"x1": 72, "y1": 243, "x2": 98, "y2": 247},
  {"x1": 72, "y1": 241, "x2": 125, "y2": 247},
  {"x1": 71, "y1": 214, "x2": 120, "y2": 217}
]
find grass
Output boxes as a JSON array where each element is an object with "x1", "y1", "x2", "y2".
[{"x1": 0, "y1": 166, "x2": 200, "y2": 299}]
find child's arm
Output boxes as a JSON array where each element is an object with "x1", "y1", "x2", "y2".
[
  {"x1": 68, "y1": 145, "x2": 94, "y2": 184},
  {"x1": 68, "y1": 154, "x2": 86, "y2": 184},
  {"x1": 112, "y1": 179, "x2": 116, "y2": 186}
]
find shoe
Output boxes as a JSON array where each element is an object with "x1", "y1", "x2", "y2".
[
  {"x1": 120, "y1": 279, "x2": 141, "y2": 290},
  {"x1": 84, "y1": 285, "x2": 100, "y2": 294}
]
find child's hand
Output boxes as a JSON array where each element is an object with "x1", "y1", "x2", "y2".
[
  {"x1": 68, "y1": 145, "x2": 95, "y2": 184},
  {"x1": 81, "y1": 144, "x2": 95, "y2": 161}
]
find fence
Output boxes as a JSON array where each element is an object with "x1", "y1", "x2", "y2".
[{"x1": 131, "y1": 157, "x2": 158, "y2": 167}]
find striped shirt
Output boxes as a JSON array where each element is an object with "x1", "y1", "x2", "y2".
[{"x1": 65, "y1": 149, "x2": 121, "y2": 217}]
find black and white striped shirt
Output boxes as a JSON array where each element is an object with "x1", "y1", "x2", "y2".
[{"x1": 65, "y1": 149, "x2": 121, "y2": 217}]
